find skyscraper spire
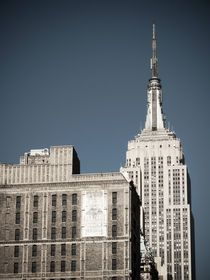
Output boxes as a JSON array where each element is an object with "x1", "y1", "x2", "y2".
[
  {"x1": 145, "y1": 24, "x2": 165, "y2": 131},
  {"x1": 151, "y1": 23, "x2": 158, "y2": 77}
]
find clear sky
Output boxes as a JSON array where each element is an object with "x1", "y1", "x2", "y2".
[{"x1": 0, "y1": 0, "x2": 209, "y2": 279}]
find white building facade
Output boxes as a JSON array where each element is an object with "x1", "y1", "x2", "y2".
[{"x1": 122, "y1": 25, "x2": 195, "y2": 280}]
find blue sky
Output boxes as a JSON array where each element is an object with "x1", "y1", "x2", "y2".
[{"x1": 1, "y1": 0, "x2": 210, "y2": 278}]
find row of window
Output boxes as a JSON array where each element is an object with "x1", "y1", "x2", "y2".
[
  {"x1": 14, "y1": 259, "x2": 118, "y2": 273},
  {"x1": 15, "y1": 208, "x2": 117, "y2": 225},
  {"x1": 14, "y1": 260, "x2": 77, "y2": 273},
  {"x1": 50, "y1": 260, "x2": 76, "y2": 272},
  {"x1": 14, "y1": 243, "x2": 77, "y2": 257},
  {"x1": 14, "y1": 242, "x2": 117, "y2": 258},
  {"x1": 15, "y1": 192, "x2": 117, "y2": 210},
  {"x1": 52, "y1": 194, "x2": 77, "y2": 207},
  {"x1": 14, "y1": 224, "x2": 118, "y2": 240},
  {"x1": 51, "y1": 227, "x2": 77, "y2": 240},
  {"x1": 15, "y1": 193, "x2": 78, "y2": 209},
  {"x1": 51, "y1": 210, "x2": 77, "y2": 223},
  {"x1": 14, "y1": 226, "x2": 77, "y2": 240}
]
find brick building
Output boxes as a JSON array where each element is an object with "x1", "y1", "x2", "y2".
[{"x1": 0, "y1": 146, "x2": 140, "y2": 280}]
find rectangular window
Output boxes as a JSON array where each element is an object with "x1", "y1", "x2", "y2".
[
  {"x1": 62, "y1": 227, "x2": 66, "y2": 239},
  {"x1": 62, "y1": 211, "x2": 66, "y2": 222},
  {"x1": 6, "y1": 196, "x2": 11, "y2": 208},
  {"x1": 14, "y1": 262, "x2": 18, "y2": 273},
  {"x1": 33, "y1": 212, "x2": 38, "y2": 224},
  {"x1": 112, "y1": 242, "x2": 117, "y2": 254},
  {"x1": 71, "y1": 243, "x2": 76, "y2": 255},
  {"x1": 33, "y1": 195, "x2": 38, "y2": 207},
  {"x1": 52, "y1": 211, "x2": 56, "y2": 223},
  {"x1": 61, "y1": 244, "x2": 66, "y2": 256},
  {"x1": 32, "y1": 245, "x2": 37, "y2": 257},
  {"x1": 14, "y1": 246, "x2": 19, "y2": 257},
  {"x1": 50, "y1": 261, "x2": 55, "y2": 272},
  {"x1": 72, "y1": 193, "x2": 77, "y2": 205},
  {"x1": 136, "y1": 157, "x2": 140, "y2": 165},
  {"x1": 51, "y1": 244, "x2": 56, "y2": 256},
  {"x1": 33, "y1": 228, "x2": 37, "y2": 240},
  {"x1": 62, "y1": 194, "x2": 67, "y2": 206},
  {"x1": 61, "y1": 260, "x2": 66, "y2": 272},
  {"x1": 32, "y1": 261, "x2": 36, "y2": 273},
  {"x1": 72, "y1": 210, "x2": 77, "y2": 222},
  {"x1": 52, "y1": 195, "x2": 57, "y2": 207},
  {"x1": 51, "y1": 227, "x2": 56, "y2": 240},
  {"x1": 15, "y1": 229, "x2": 20, "y2": 241},
  {"x1": 112, "y1": 225, "x2": 117, "y2": 237},
  {"x1": 112, "y1": 208, "x2": 117, "y2": 220},
  {"x1": 16, "y1": 196, "x2": 21, "y2": 209},
  {"x1": 15, "y1": 212, "x2": 20, "y2": 224},
  {"x1": 112, "y1": 258, "x2": 117, "y2": 270},
  {"x1": 71, "y1": 260, "x2": 76, "y2": 271},
  {"x1": 112, "y1": 192, "x2": 117, "y2": 204},
  {"x1": 72, "y1": 226, "x2": 76, "y2": 238}
]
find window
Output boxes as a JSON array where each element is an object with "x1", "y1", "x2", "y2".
[
  {"x1": 6, "y1": 196, "x2": 11, "y2": 208},
  {"x1": 62, "y1": 211, "x2": 66, "y2": 222},
  {"x1": 51, "y1": 227, "x2": 56, "y2": 240},
  {"x1": 61, "y1": 260, "x2": 66, "y2": 272},
  {"x1": 62, "y1": 227, "x2": 66, "y2": 239},
  {"x1": 112, "y1": 242, "x2": 117, "y2": 254},
  {"x1": 32, "y1": 245, "x2": 37, "y2": 257},
  {"x1": 52, "y1": 211, "x2": 56, "y2": 223},
  {"x1": 72, "y1": 226, "x2": 76, "y2": 238},
  {"x1": 112, "y1": 277, "x2": 117, "y2": 280},
  {"x1": 112, "y1": 208, "x2": 117, "y2": 220},
  {"x1": 15, "y1": 229, "x2": 20, "y2": 241},
  {"x1": 71, "y1": 243, "x2": 76, "y2": 255},
  {"x1": 112, "y1": 225, "x2": 117, "y2": 237},
  {"x1": 50, "y1": 261, "x2": 55, "y2": 272},
  {"x1": 33, "y1": 212, "x2": 38, "y2": 224},
  {"x1": 62, "y1": 194, "x2": 67, "y2": 206},
  {"x1": 15, "y1": 212, "x2": 20, "y2": 224},
  {"x1": 72, "y1": 210, "x2": 77, "y2": 222},
  {"x1": 51, "y1": 244, "x2": 56, "y2": 256},
  {"x1": 52, "y1": 195, "x2": 57, "y2": 207},
  {"x1": 71, "y1": 260, "x2": 76, "y2": 271},
  {"x1": 32, "y1": 261, "x2": 36, "y2": 273},
  {"x1": 72, "y1": 193, "x2": 77, "y2": 205},
  {"x1": 33, "y1": 195, "x2": 38, "y2": 207},
  {"x1": 16, "y1": 196, "x2": 21, "y2": 209},
  {"x1": 14, "y1": 262, "x2": 18, "y2": 273},
  {"x1": 112, "y1": 258, "x2": 117, "y2": 270},
  {"x1": 61, "y1": 244, "x2": 66, "y2": 256},
  {"x1": 14, "y1": 246, "x2": 19, "y2": 257},
  {"x1": 112, "y1": 192, "x2": 117, "y2": 204},
  {"x1": 33, "y1": 228, "x2": 37, "y2": 240}
]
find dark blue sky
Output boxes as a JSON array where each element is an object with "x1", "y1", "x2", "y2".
[{"x1": 1, "y1": 0, "x2": 209, "y2": 278}]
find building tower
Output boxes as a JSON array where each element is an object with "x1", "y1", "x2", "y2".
[{"x1": 122, "y1": 25, "x2": 195, "y2": 280}]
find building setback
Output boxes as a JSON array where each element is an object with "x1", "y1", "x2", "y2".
[
  {"x1": 0, "y1": 146, "x2": 140, "y2": 279},
  {"x1": 121, "y1": 25, "x2": 195, "y2": 280}
]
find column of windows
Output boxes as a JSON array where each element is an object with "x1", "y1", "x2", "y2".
[
  {"x1": 111, "y1": 192, "x2": 117, "y2": 271},
  {"x1": 144, "y1": 157, "x2": 150, "y2": 241},
  {"x1": 158, "y1": 156, "x2": 164, "y2": 262},
  {"x1": 49, "y1": 193, "x2": 78, "y2": 274}
]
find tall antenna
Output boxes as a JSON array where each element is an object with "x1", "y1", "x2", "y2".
[{"x1": 150, "y1": 23, "x2": 158, "y2": 77}]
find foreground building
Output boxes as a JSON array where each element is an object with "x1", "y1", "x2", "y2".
[
  {"x1": 0, "y1": 146, "x2": 140, "y2": 279},
  {"x1": 122, "y1": 25, "x2": 195, "y2": 280}
]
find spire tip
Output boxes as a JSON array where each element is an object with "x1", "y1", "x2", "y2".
[{"x1": 153, "y1": 23, "x2": 155, "y2": 39}]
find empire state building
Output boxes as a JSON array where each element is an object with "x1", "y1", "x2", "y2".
[{"x1": 122, "y1": 25, "x2": 195, "y2": 280}]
